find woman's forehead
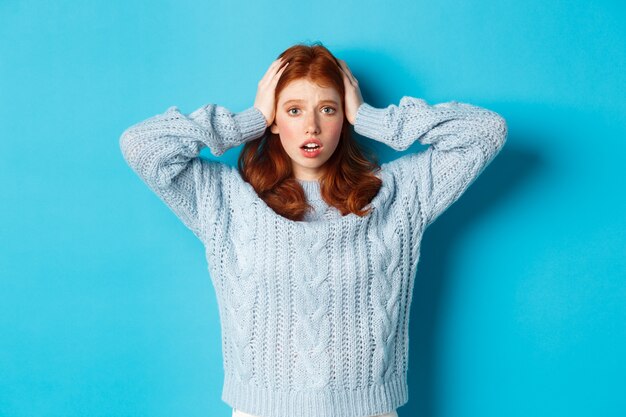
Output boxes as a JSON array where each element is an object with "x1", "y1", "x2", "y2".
[{"x1": 279, "y1": 79, "x2": 340, "y2": 102}]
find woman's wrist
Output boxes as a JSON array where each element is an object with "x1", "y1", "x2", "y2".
[
  {"x1": 235, "y1": 107, "x2": 269, "y2": 142},
  {"x1": 353, "y1": 102, "x2": 391, "y2": 142}
]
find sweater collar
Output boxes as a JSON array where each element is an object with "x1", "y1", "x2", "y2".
[{"x1": 296, "y1": 178, "x2": 324, "y2": 202}]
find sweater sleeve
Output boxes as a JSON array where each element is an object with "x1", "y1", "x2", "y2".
[
  {"x1": 119, "y1": 104, "x2": 268, "y2": 243},
  {"x1": 354, "y1": 96, "x2": 507, "y2": 229}
]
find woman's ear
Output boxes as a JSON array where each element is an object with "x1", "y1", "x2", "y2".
[{"x1": 270, "y1": 123, "x2": 279, "y2": 134}]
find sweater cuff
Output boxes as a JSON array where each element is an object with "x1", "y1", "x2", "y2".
[
  {"x1": 354, "y1": 102, "x2": 391, "y2": 142},
  {"x1": 234, "y1": 106, "x2": 269, "y2": 143}
]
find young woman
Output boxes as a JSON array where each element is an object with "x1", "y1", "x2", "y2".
[{"x1": 119, "y1": 42, "x2": 507, "y2": 417}]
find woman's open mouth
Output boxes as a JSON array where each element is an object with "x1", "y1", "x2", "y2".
[{"x1": 300, "y1": 143, "x2": 323, "y2": 157}]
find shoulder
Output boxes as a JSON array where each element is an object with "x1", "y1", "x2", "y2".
[
  {"x1": 374, "y1": 155, "x2": 429, "y2": 230},
  {"x1": 204, "y1": 161, "x2": 267, "y2": 218},
  {"x1": 195, "y1": 158, "x2": 259, "y2": 224},
  {"x1": 368, "y1": 160, "x2": 406, "y2": 214}
]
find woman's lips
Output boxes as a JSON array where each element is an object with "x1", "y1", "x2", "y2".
[
  {"x1": 299, "y1": 145, "x2": 323, "y2": 158},
  {"x1": 300, "y1": 138, "x2": 323, "y2": 147}
]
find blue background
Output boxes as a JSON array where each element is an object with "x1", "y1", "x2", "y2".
[{"x1": 1, "y1": 1, "x2": 625, "y2": 416}]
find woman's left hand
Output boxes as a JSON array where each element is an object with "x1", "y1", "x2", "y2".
[{"x1": 338, "y1": 59, "x2": 364, "y2": 125}]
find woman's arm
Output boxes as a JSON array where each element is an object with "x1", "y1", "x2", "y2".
[
  {"x1": 119, "y1": 104, "x2": 267, "y2": 243},
  {"x1": 354, "y1": 96, "x2": 508, "y2": 228}
]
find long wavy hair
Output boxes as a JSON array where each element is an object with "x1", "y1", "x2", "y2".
[{"x1": 237, "y1": 42, "x2": 383, "y2": 222}]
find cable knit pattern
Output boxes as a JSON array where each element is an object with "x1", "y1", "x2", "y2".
[
  {"x1": 119, "y1": 96, "x2": 507, "y2": 417},
  {"x1": 292, "y1": 225, "x2": 332, "y2": 389},
  {"x1": 368, "y1": 212, "x2": 404, "y2": 386},
  {"x1": 227, "y1": 193, "x2": 258, "y2": 384}
]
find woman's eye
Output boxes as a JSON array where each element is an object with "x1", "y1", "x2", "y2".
[{"x1": 287, "y1": 107, "x2": 335, "y2": 115}]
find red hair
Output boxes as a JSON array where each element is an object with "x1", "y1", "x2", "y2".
[{"x1": 237, "y1": 42, "x2": 383, "y2": 221}]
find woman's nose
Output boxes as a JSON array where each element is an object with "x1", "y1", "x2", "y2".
[{"x1": 305, "y1": 113, "x2": 320, "y2": 134}]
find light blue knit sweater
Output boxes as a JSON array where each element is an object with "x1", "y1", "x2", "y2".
[{"x1": 119, "y1": 96, "x2": 507, "y2": 417}]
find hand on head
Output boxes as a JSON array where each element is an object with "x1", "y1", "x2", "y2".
[
  {"x1": 337, "y1": 59, "x2": 364, "y2": 125},
  {"x1": 253, "y1": 56, "x2": 364, "y2": 128},
  {"x1": 254, "y1": 57, "x2": 289, "y2": 127}
]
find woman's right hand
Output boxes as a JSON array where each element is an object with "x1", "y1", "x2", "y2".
[{"x1": 254, "y1": 57, "x2": 289, "y2": 127}]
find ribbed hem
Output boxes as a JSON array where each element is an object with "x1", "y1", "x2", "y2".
[
  {"x1": 234, "y1": 107, "x2": 269, "y2": 143},
  {"x1": 354, "y1": 103, "x2": 391, "y2": 143},
  {"x1": 222, "y1": 373, "x2": 408, "y2": 417}
]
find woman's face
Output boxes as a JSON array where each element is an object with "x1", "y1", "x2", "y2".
[{"x1": 270, "y1": 79, "x2": 344, "y2": 181}]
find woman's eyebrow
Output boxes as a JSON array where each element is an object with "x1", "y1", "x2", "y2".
[{"x1": 282, "y1": 99, "x2": 339, "y2": 106}]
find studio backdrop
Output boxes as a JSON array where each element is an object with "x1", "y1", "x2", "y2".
[{"x1": 1, "y1": 1, "x2": 625, "y2": 417}]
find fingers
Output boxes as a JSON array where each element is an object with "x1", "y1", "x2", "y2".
[
  {"x1": 273, "y1": 60, "x2": 289, "y2": 85},
  {"x1": 337, "y1": 59, "x2": 358, "y2": 85},
  {"x1": 260, "y1": 57, "x2": 289, "y2": 86},
  {"x1": 261, "y1": 59, "x2": 278, "y2": 82}
]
